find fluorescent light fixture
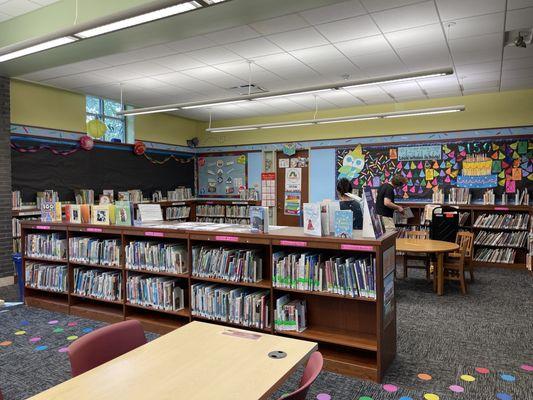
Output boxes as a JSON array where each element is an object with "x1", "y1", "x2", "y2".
[
  {"x1": 343, "y1": 72, "x2": 447, "y2": 89},
  {"x1": 256, "y1": 88, "x2": 333, "y2": 101},
  {"x1": 206, "y1": 106, "x2": 465, "y2": 133},
  {"x1": 126, "y1": 107, "x2": 179, "y2": 116},
  {"x1": 181, "y1": 99, "x2": 250, "y2": 109},
  {"x1": 75, "y1": 2, "x2": 200, "y2": 38},
  {"x1": 0, "y1": 36, "x2": 77, "y2": 63}
]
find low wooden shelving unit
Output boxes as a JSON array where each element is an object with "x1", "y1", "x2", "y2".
[{"x1": 20, "y1": 220, "x2": 397, "y2": 382}]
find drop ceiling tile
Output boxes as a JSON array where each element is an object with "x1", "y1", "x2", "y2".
[
  {"x1": 505, "y1": 6, "x2": 533, "y2": 30},
  {"x1": 165, "y1": 36, "x2": 217, "y2": 52},
  {"x1": 213, "y1": 60, "x2": 284, "y2": 85},
  {"x1": 443, "y1": 13, "x2": 505, "y2": 40},
  {"x1": 347, "y1": 49, "x2": 406, "y2": 73},
  {"x1": 121, "y1": 77, "x2": 170, "y2": 90},
  {"x1": 343, "y1": 85, "x2": 392, "y2": 99},
  {"x1": 267, "y1": 27, "x2": 329, "y2": 51},
  {"x1": 501, "y1": 67, "x2": 533, "y2": 79},
  {"x1": 249, "y1": 14, "x2": 310, "y2": 35},
  {"x1": 380, "y1": 81, "x2": 425, "y2": 96},
  {"x1": 93, "y1": 66, "x2": 144, "y2": 81},
  {"x1": 371, "y1": 1, "x2": 439, "y2": 33},
  {"x1": 225, "y1": 38, "x2": 283, "y2": 58},
  {"x1": 181, "y1": 66, "x2": 246, "y2": 88},
  {"x1": 385, "y1": 23, "x2": 446, "y2": 48},
  {"x1": 503, "y1": 45, "x2": 533, "y2": 60},
  {"x1": 436, "y1": 0, "x2": 505, "y2": 20},
  {"x1": 299, "y1": 1, "x2": 367, "y2": 24},
  {"x1": 253, "y1": 53, "x2": 320, "y2": 79},
  {"x1": 315, "y1": 15, "x2": 380, "y2": 43},
  {"x1": 317, "y1": 90, "x2": 365, "y2": 107},
  {"x1": 461, "y1": 78, "x2": 500, "y2": 90},
  {"x1": 205, "y1": 25, "x2": 261, "y2": 45},
  {"x1": 395, "y1": 42, "x2": 452, "y2": 69},
  {"x1": 503, "y1": 56, "x2": 533, "y2": 70},
  {"x1": 0, "y1": 0, "x2": 40, "y2": 16},
  {"x1": 66, "y1": 59, "x2": 111, "y2": 72},
  {"x1": 43, "y1": 72, "x2": 114, "y2": 89},
  {"x1": 30, "y1": 0, "x2": 59, "y2": 5},
  {"x1": 416, "y1": 75, "x2": 461, "y2": 91},
  {"x1": 291, "y1": 45, "x2": 359, "y2": 76},
  {"x1": 97, "y1": 45, "x2": 175, "y2": 66},
  {"x1": 0, "y1": 13, "x2": 10, "y2": 22},
  {"x1": 186, "y1": 46, "x2": 242, "y2": 65},
  {"x1": 360, "y1": 0, "x2": 422, "y2": 13},
  {"x1": 454, "y1": 61, "x2": 501, "y2": 76},
  {"x1": 150, "y1": 72, "x2": 220, "y2": 93},
  {"x1": 426, "y1": 89, "x2": 463, "y2": 98},
  {"x1": 286, "y1": 93, "x2": 336, "y2": 109},
  {"x1": 392, "y1": 94, "x2": 427, "y2": 101},
  {"x1": 500, "y1": 75, "x2": 533, "y2": 90},
  {"x1": 507, "y1": 0, "x2": 533, "y2": 9},
  {"x1": 462, "y1": 86, "x2": 500, "y2": 94},
  {"x1": 460, "y1": 71, "x2": 501, "y2": 83},
  {"x1": 123, "y1": 61, "x2": 175, "y2": 76},
  {"x1": 153, "y1": 53, "x2": 206, "y2": 71},
  {"x1": 449, "y1": 33, "x2": 503, "y2": 65},
  {"x1": 335, "y1": 35, "x2": 392, "y2": 57}
]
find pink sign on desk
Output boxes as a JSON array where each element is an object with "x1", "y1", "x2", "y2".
[
  {"x1": 35, "y1": 225, "x2": 50, "y2": 230},
  {"x1": 86, "y1": 228, "x2": 102, "y2": 233},
  {"x1": 279, "y1": 240, "x2": 307, "y2": 247},
  {"x1": 215, "y1": 235, "x2": 239, "y2": 242},
  {"x1": 145, "y1": 231, "x2": 164, "y2": 237},
  {"x1": 340, "y1": 244, "x2": 374, "y2": 251}
]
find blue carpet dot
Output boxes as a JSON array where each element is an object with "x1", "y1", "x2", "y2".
[
  {"x1": 35, "y1": 345, "x2": 48, "y2": 351},
  {"x1": 82, "y1": 328, "x2": 93, "y2": 334},
  {"x1": 500, "y1": 374, "x2": 516, "y2": 382},
  {"x1": 20, "y1": 320, "x2": 29, "y2": 326},
  {"x1": 496, "y1": 393, "x2": 512, "y2": 400},
  {"x1": 399, "y1": 397, "x2": 413, "y2": 400}
]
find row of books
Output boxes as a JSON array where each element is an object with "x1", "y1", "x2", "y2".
[
  {"x1": 225, "y1": 205, "x2": 250, "y2": 218},
  {"x1": 12, "y1": 218, "x2": 21, "y2": 237},
  {"x1": 226, "y1": 218, "x2": 251, "y2": 225},
  {"x1": 69, "y1": 237, "x2": 121, "y2": 266},
  {"x1": 165, "y1": 206, "x2": 190, "y2": 220},
  {"x1": 73, "y1": 268, "x2": 122, "y2": 301},
  {"x1": 484, "y1": 190, "x2": 530, "y2": 205},
  {"x1": 75, "y1": 189, "x2": 95, "y2": 205},
  {"x1": 36, "y1": 190, "x2": 59, "y2": 209},
  {"x1": 474, "y1": 248, "x2": 516, "y2": 264},
  {"x1": 25, "y1": 263, "x2": 67, "y2": 293},
  {"x1": 167, "y1": 188, "x2": 193, "y2": 201},
  {"x1": 448, "y1": 188, "x2": 471, "y2": 205},
  {"x1": 275, "y1": 295, "x2": 307, "y2": 332},
  {"x1": 125, "y1": 241, "x2": 188, "y2": 274},
  {"x1": 126, "y1": 275, "x2": 185, "y2": 311},
  {"x1": 473, "y1": 213, "x2": 529, "y2": 230},
  {"x1": 119, "y1": 190, "x2": 143, "y2": 203},
  {"x1": 196, "y1": 205, "x2": 225, "y2": 217},
  {"x1": 239, "y1": 188, "x2": 259, "y2": 201},
  {"x1": 474, "y1": 231, "x2": 528, "y2": 248},
  {"x1": 12, "y1": 191, "x2": 22, "y2": 209},
  {"x1": 26, "y1": 233, "x2": 67, "y2": 260},
  {"x1": 192, "y1": 246, "x2": 263, "y2": 283},
  {"x1": 459, "y1": 212, "x2": 470, "y2": 227},
  {"x1": 196, "y1": 217, "x2": 225, "y2": 223},
  {"x1": 272, "y1": 252, "x2": 376, "y2": 299},
  {"x1": 191, "y1": 283, "x2": 270, "y2": 329}
]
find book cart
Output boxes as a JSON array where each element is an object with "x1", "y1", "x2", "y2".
[
  {"x1": 397, "y1": 203, "x2": 532, "y2": 269},
  {"x1": 20, "y1": 220, "x2": 397, "y2": 382}
]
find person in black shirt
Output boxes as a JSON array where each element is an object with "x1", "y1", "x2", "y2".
[
  {"x1": 336, "y1": 178, "x2": 363, "y2": 230},
  {"x1": 376, "y1": 174, "x2": 407, "y2": 231}
]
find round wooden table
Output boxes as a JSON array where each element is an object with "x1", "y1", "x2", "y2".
[{"x1": 396, "y1": 238, "x2": 459, "y2": 295}]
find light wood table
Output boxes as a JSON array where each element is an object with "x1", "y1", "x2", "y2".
[
  {"x1": 29, "y1": 321, "x2": 317, "y2": 400},
  {"x1": 396, "y1": 238, "x2": 459, "y2": 295}
]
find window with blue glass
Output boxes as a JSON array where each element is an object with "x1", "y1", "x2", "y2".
[{"x1": 86, "y1": 96, "x2": 129, "y2": 143}]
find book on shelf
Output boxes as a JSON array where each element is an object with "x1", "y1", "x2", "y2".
[
  {"x1": 40, "y1": 201, "x2": 62, "y2": 222},
  {"x1": 320, "y1": 200, "x2": 340, "y2": 236},
  {"x1": 167, "y1": 187, "x2": 193, "y2": 201},
  {"x1": 80, "y1": 204, "x2": 91, "y2": 223},
  {"x1": 474, "y1": 231, "x2": 528, "y2": 248},
  {"x1": 69, "y1": 237, "x2": 121, "y2": 266},
  {"x1": 36, "y1": 190, "x2": 59, "y2": 209},
  {"x1": 272, "y1": 252, "x2": 376, "y2": 299},
  {"x1": 473, "y1": 213, "x2": 529, "y2": 230},
  {"x1": 275, "y1": 295, "x2": 307, "y2": 332},
  {"x1": 458, "y1": 212, "x2": 470, "y2": 227},
  {"x1": 165, "y1": 206, "x2": 190, "y2": 220},
  {"x1": 115, "y1": 201, "x2": 134, "y2": 226},
  {"x1": 192, "y1": 246, "x2": 262, "y2": 283},
  {"x1": 137, "y1": 204, "x2": 163, "y2": 222},
  {"x1": 334, "y1": 210, "x2": 353, "y2": 239},
  {"x1": 474, "y1": 248, "x2": 516, "y2": 264},
  {"x1": 91, "y1": 204, "x2": 114, "y2": 225},
  {"x1": 99, "y1": 194, "x2": 112, "y2": 205},
  {"x1": 103, "y1": 190, "x2": 114, "y2": 200},
  {"x1": 25, "y1": 233, "x2": 67, "y2": 260},
  {"x1": 126, "y1": 275, "x2": 184, "y2": 311},
  {"x1": 25, "y1": 263, "x2": 67, "y2": 292},
  {"x1": 152, "y1": 191, "x2": 163, "y2": 203},
  {"x1": 448, "y1": 188, "x2": 470, "y2": 205},
  {"x1": 483, "y1": 189, "x2": 495, "y2": 205},
  {"x1": 239, "y1": 188, "x2": 259, "y2": 201},
  {"x1": 12, "y1": 191, "x2": 22, "y2": 209},
  {"x1": 515, "y1": 189, "x2": 529, "y2": 206},
  {"x1": 74, "y1": 189, "x2": 94, "y2": 205},
  {"x1": 125, "y1": 241, "x2": 187, "y2": 274},
  {"x1": 250, "y1": 206, "x2": 269, "y2": 234},
  {"x1": 73, "y1": 268, "x2": 122, "y2": 301},
  {"x1": 226, "y1": 205, "x2": 250, "y2": 218},
  {"x1": 128, "y1": 190, "x2": 143, "y2": 204},
  {"x1": 432, "y1": 189, "x2": 444, "y2": 204},
  {"x1": 117, "y1": 191, "x2": 130, "y2": 202},
  {"x1": 191, "y1": 283, "x2": 270, "y2": 329},
  {"x1": 303, "y1": 203, "x2": 322, "y2": 237},
  {"x1": 196, "y1": 204, "x2": 225, "y2": 217}
]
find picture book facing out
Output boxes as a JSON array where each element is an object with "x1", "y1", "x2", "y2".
[
  {"x1": 320, "y1": 201, "x2": 340, "y2": 236},
  {"x1": 303, "y1": 203, "x2": 322, "y2": 236},
  {"x1": 41, "y1": 201, "x2": 61, "y2": 222},
  {"x1": 250, "y1": 206, "x2": 269, "y2": 233},
  {"x1": 334, "y1": 210, "x2": 353, "y2": 239},
  {"x1": 115, "y1": 201, "x2": 133, "y2": 226}
]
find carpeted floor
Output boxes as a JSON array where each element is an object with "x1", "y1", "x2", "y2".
[{"x1": 1, "y1": 267, "x2": 532, "y2": 400}]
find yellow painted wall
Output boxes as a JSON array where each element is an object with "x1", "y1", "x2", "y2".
[
  {"x1": 135, "y1": 113, "x2": 197, "y2": 146},
  {"x1": 197, "y1": 89, "x2": 533, "y2": 147}
]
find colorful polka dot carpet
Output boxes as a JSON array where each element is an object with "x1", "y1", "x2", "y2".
[{"x1": 1, "y1": 267, "x2": 532, "y2": 400}]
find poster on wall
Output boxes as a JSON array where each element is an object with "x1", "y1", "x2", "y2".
[
  {"x1": 261, "y1": 173, "x2": 276, "y2": 207},
  {"x1": 197, "y1": 154, "x2": 247, "y2": 197},
  {"x1": 284, "y1": 192, "x2": 301, "y2": 215},
  {"x1": 285, "y1": 168, "x2": 302, "y2": 191}
]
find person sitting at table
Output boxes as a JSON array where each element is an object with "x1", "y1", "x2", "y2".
[{"x1": 336, "y1": 178, "x2": 363, "y2": 230}]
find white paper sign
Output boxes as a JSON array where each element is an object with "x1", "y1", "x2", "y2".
[{"x1": 285, "y1": 168, "x2": 302, "y2": 191}]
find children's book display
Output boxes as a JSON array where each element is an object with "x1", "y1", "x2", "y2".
[
  {"x1": 274, "y1": 295, "x2": 307, "y2": 332},
  {"x1": 303, "y1": 203, "x2": 321, "y2": 236},
  {"x1": 334, "y1": 210, "x2": 353, "y2": 238},
  {"x1": 40, "y1": 201, "x2": 62, "y2": 222},
  {"x1": 320, "y1": 201, "x2": 340, "y2": 236},
  {"x1": 250, "y1": 206, "x2": 269, "y2": 233},
  {"x1": 362, "y1": 187, "x2": 385, "y2": 239},
  {"x1": 137, "y1": 204, "x2": 163, "y2": 222},
  {"x1": 115, "y1": 201, "x2": 134, "y2": 226}
]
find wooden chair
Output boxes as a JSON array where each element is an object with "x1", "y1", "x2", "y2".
[
  {"x1": 403, "y1": 230, "x2": 431, "y2": 280},
  {"x1": 442, "y1": 240, "x2": 468, "y2": 294},
  {"x1": 279, "y1": 352, "x2": 323, "y2": 400},
  {"x1": 448, "y1": 231, "x2": 475, "y2": 282}
]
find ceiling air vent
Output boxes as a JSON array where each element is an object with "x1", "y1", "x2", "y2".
[
  {"x1": 504, "y1": 28, "x2": 532, "y2": 48},
  {"x1": 227, "y1": 84, "x2": 268, "y2": 95}
]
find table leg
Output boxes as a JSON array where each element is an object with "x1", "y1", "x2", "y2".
[{"x1": 437, "y1": 253, "x2": 444, "y2": 296}]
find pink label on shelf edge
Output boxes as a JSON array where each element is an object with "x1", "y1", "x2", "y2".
[
  {"x1": 145, "y1": 231, "x2": 164, "y2": 237},
  {"x1": 215, "y1": 235, "x2": 239, "y2": 242},
  {"x1": 86, "y1": 228, "x2": 102, "y2": 233},
  {"x1": 279, "y1": 240, "x2": 307, "y2": 247},
  {"x1": 35, "y1": 225, "x2": 50, "y2": 230},
  {"x1": 494, "y1": 207, "x2": 509, "y2": 211},
  {"x1": 341, "y1": 244, "x2": 374, "y2": 251}
]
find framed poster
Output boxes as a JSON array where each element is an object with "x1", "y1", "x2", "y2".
[{"x1": 197, "y1": 154, "x2": 247, "y2": 197}]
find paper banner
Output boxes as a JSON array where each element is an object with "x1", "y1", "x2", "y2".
[
  {"x1": 397, "y1": 144, "x2": 441, "y2": 160},
  {"x1": 284, "y1": 192, "x2": 301, "y2": 215},
  {"x1": 285, "y1": 168, "x2": 302, "y2": 191},
  {"x1": 505, "y1": 180, "x2": 516, "y2": 193}
]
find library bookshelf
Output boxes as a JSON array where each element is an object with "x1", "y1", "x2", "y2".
[
  {"x1": 397, "y1": 203, "x2": 532, "y2": 269},
  {"x1": 20, "y1": 221, "x2": 396, "y2": 382}
]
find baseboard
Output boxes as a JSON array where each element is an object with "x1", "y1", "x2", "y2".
[{"x1": 0, "y1": 276, "x2": 15, "y2": 287}]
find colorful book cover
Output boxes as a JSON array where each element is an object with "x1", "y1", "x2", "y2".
[
  {"x1": 40, "y1": 201, "x2": 55, "y2": 222},
  {"x1": 55, "y1": 202, "x2": 62, "y2": 222},
  {"x1": 91, "y1": 205, "x2": 110, "y2": 225},
  {"x1": 303, "y1": 203, "x2": 322, "y2": 236},
  {"x1": 80, "y1": 204, "x2": 90, "y2": 223},
  {"x1": 70, "y1": 205, "x2": 82, "y2": 224},
  {"x1": 115, "y1": 201, "x2": 133, "y2": 226},
  {"x1": 334, "y1": 210, "x2": 353, "y2": 239},
  {"x1": 250, "y1": 206, "x2": 269, "y2": 233}
]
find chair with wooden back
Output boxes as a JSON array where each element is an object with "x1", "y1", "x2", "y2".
[
  {"x1": 443, "y1": 239, "x2": 468, "y2": 294},
  {"x1": 448, "y1": 231, "x2": 475, "y2": 282},
  {"x1": 403, "y1": 230, "x2": 431, "y2": 280}
]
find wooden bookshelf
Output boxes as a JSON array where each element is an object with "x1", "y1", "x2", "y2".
[{"x1": 20, "y1": 220, "x2": 397, "y2": 383}]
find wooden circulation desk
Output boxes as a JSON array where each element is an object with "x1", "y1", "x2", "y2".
[{"x1": 20, "y1": 220, "x2": 397, "y2": 382}]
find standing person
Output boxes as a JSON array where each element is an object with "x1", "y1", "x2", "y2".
[
  {"x1": 376, "y1": 174, "x2": 407, "y2": 232},
  {"x1": 336, "y1": 178, "x2": 363, "y2": 229}
]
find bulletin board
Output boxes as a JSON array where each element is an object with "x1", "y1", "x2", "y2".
[
  {"x1": 335, "y1": 138, "x2": 533, "y2": 201},
  {"x1": 197, "y1": 153, "x2": 247, "y2": 197}
]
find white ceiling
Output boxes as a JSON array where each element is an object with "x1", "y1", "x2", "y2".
[
  {"x1": 15, "y1": 0, "x2": 533, "y2": 121},
  {"x1": 0, "y1": 0, "x2": 59, "y2": 22}
]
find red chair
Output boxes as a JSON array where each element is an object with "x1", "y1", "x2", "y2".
[
  {"x1": 68, "y1": 320, "x2": 147, "y2": 377},
  {"x1": 279, "y1": 351, "x2": 323, "y2": 400}
]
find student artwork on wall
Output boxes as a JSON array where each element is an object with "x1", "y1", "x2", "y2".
[
  {"x1": 197, "y1": 154, "x2": 247, "y2": 197},
  {"x1": 335, "y1": 138, "x2": 532, "y2": 200}
]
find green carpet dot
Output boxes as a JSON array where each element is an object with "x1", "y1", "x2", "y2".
[
  {"x1": 53, "y1": 328, "x2": 64, "y2": 333},
  {"x1": 359, "y1": 397, "x2": 374, "y2": 400}
]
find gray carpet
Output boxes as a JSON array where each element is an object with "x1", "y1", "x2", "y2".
[{"x1": 1, "y1": 267, "x2": 532, "y2": 400}]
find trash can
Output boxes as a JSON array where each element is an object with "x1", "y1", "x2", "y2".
[{"x1": 12, "y1": 253, "x2": 23, "y2": 301}]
